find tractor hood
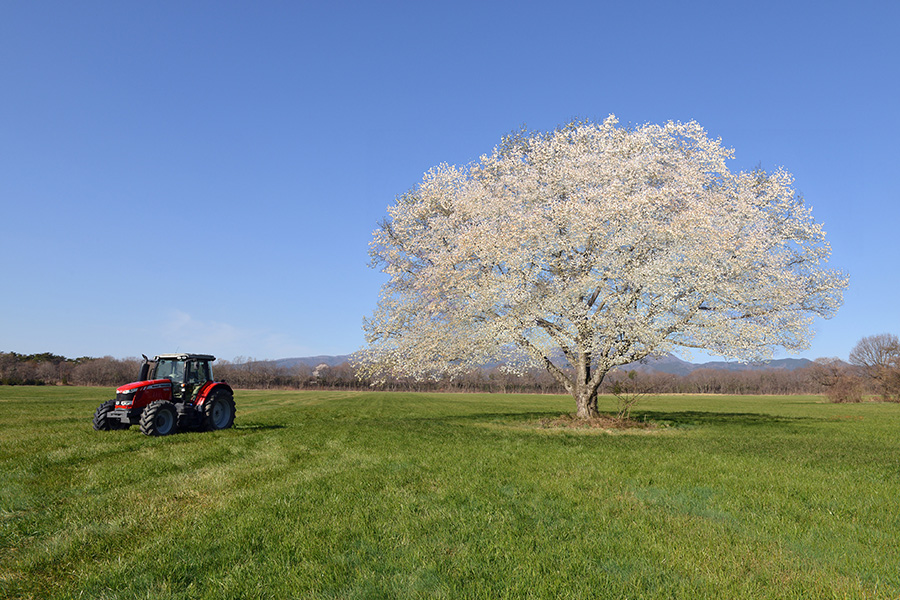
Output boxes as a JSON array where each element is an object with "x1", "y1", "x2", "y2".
[
  {"x1": 115, "y1": 379, "x2": 173, "y2": 410},
  {"x1": 116, "y1": 379, "x2": 171, "y2": 394}
]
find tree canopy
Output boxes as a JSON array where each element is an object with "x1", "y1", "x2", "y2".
[{"x1": 360, "y1": 116, "x2": 848, "y2": 418}]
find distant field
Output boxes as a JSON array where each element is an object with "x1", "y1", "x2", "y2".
[{"x1": 2, "y1": 387, "x2": 900, "y2": 599}]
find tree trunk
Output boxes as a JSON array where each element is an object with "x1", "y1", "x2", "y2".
[
  {"x1": 528, "y1": 340, "x2": 606, "y2": 419},
  {"x1": 574, "y1": 384, "x2": 599, "y2": 419},
  {"x1": 573, "y1": 350, "x2": 602, "y2": 419}
]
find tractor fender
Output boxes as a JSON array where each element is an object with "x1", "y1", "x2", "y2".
[{"x1": 195, "y1": 381, "x2": 234, "y2": 406}]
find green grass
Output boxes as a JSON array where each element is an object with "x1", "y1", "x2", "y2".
[{"x1": 2, "y1": 387, "x2": 900, "y2": 599}]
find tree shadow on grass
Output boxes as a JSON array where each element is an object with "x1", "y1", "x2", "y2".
[
  {"x1": 632, "y1": 410, "x2": 814, "y2": 428},
  {"x1": 453, "y1": 410, "x2": 815, "y2": 431},
  {"x1": 453, "y1": 410, "x2": 574, "y2": 423}
]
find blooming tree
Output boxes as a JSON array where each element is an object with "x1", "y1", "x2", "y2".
[{"x1": 360, "y1": 116, "x2": 847, "y2": 418}]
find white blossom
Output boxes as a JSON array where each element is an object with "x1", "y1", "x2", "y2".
[{"x1": 359, "y1": 116, "x2": 848, "y2": 417}]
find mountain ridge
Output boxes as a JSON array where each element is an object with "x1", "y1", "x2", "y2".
[
  {"x1": 267, "y1": 354, "x2": 812, "y2": 375},
  {"x1": 272, "y1": 355, "x2": 353, "y2": 369}
]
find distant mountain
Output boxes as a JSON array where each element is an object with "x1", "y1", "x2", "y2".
[
  {"x1": 272, "y1": 355, "x2": 353, "y2": 369},
  {"x1": 622, "y1": 354, "x2": 695, "y2": 376},
  {"x1": 265, "y1": 353, "x2": 811, "y2": 375},
  {"x1": 621, "y1": 354, "x2": 812, "y2": 376},
  {"x1": 688, "y1": 357, "x2": 812, "y2": 372}
]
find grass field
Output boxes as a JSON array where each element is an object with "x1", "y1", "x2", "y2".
[{"x1": 2, "y1": 387, "x2": 900, "y2": 599}]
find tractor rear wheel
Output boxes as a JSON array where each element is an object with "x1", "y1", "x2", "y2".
[
  {"x1": 140, "y1": 401, "x2": 178, "y2": 436},
  {"x1": 203, "y1": 391, "x2": 236, "y2": 431},
  {"x1": 93, "y1": 400, "x2": 128, "y2": 431}
]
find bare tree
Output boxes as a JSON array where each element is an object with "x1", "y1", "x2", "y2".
[
  {"x1": 608, "y1": 370, "x2": 652, "y2": 421},
  {"x1": 808, "y1": 357, "x2": 864, "y2": 402},
  {"x1": 849, "y1": 334, "x2": 900, "y2": 401}
]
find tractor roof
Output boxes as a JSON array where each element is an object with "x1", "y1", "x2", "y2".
[{"x1": 153, "y1": 353, "x2": 216, "y2": 362}]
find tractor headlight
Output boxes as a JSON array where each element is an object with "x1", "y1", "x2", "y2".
[{"x1": 116, "y1": 389, "x2": 136, "y2": 406}]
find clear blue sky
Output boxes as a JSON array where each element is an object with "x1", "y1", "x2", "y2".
[{"x1": 1, "y1": 1, "x2": 897, "y2": 362}]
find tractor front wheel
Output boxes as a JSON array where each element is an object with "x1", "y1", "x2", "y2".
[
  {"x1": 140, "y1": 401, "x2": 178, "y2": 436},
  {"x1": 204, "y1": 391, "x2": 236, "y2": 431},
  {"x1": 93, "y1": 400, "x2": 129, "y2": 431}
]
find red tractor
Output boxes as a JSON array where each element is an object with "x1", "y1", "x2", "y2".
[{"x1": 92, "y1": 353, "x2": 235, "y2": 436}]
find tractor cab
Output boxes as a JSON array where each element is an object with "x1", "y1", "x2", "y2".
[{"x1": 144, "y1": 353, "x2": 215, "y2": 402}]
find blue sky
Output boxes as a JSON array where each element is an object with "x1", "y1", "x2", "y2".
[{"x1": 1, "y1": 1, "x2": 897, "y2": 362}]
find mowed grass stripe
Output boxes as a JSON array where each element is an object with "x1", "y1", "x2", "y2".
[{"x1": 2, "y1": 387, "x2": 899, "y2": 599}]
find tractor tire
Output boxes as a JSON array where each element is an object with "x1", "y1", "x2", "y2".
[
  {"x1": 93, "y1": 400, "x2": 128, "y2": 431},
  {"x1": 203, "y1": 390, "x2": 236, "y2": 431},
  {"x1": 140, "y1": 401, "x2": 178, "y2": 436}
]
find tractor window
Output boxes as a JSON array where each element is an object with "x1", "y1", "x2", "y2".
[
  {"x1": 185, "y1": 361, "x2": 211, "y2": 384},
  {"x1": 155, "y1": 359, "x2": 184, "y2": 382}
]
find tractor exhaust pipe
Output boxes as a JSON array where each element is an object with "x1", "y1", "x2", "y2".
[{"x1": 139, "y1": 354, "x2": 150, "y2": 381}]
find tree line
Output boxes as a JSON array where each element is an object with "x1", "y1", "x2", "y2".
[
  {"x1": 0, "y1": 353, "x2": 141, "y2": 387},
  {"x1": 3, "y1": 335, "x2": 900, "y2": 402}
]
